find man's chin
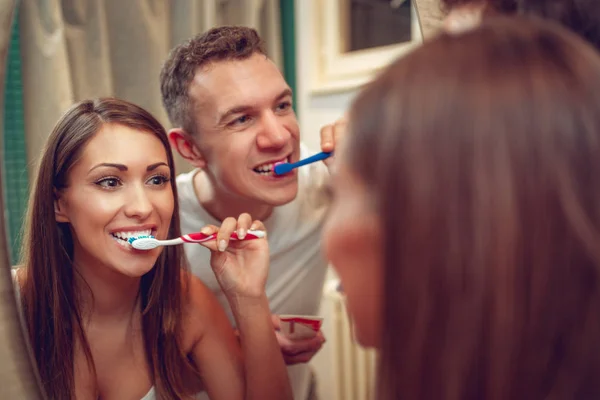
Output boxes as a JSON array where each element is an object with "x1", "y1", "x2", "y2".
[{"x1": 257, "y1": 185, "x2": 299, "y2": 207}]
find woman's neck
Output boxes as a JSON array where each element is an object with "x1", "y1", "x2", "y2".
[{"x1": 73, "y1": 261, "x2": 141, "y2": 324}]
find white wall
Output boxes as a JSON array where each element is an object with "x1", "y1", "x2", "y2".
[{"x1": 294, "y1": 1, "x2": 357, "y2": 151}]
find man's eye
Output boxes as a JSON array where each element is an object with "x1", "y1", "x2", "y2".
[
  {"x1": 277, "y1": 102, "x2": 292, "y2": 111},
  {"x1": 231, "y1": 115, "x2": 251, "y2": 126}
]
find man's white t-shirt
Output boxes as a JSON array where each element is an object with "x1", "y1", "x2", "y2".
[{"x1": 176, "y1": 145, "x2": 330, "y2": 400}]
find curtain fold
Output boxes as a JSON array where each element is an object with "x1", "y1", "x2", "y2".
[
  {"x1": 20, "y1": 0, "x2": 283, "y2": 177},
  {"x1": 3, "y1": 2, "x2": 28, "y2": 265},
  {"x1": 0, "y1": 1, "x2": 47, "y2": 397}
]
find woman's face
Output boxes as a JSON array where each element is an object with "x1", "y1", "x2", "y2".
[
  {"x1": 55, "y1": 123, "x2": 174, "y2": 278},
  {"x1": 322, "y1": 148, "x2": 384, "y2": 348}
]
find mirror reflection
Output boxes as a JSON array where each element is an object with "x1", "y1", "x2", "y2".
[
  {"x1": 346, "y1": 0, "x2": 412, "y2": 51},
  {"x1": 4, "y1": 1, "x2": 600, "y2": 400}
]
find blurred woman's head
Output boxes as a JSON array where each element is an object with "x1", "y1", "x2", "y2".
[{"x1": 324, "y1": 16, "x2": 600, "y2": 398}]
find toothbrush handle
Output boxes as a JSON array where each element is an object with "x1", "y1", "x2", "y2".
[
  {"x1": 158, "y1": 238, "x2": 186, "y2": 246},
  {"x1": 182, "y1": 232, "x2": 215, "y2": 243},
  {"x1": 289, "y1": 151, "x2": 332, "y2": 169},
  {"x1": 181, "y1": 230, "x2": 266, "y2": 244}
]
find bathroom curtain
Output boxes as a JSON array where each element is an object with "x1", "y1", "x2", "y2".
[{"x1": 19, "y1": 0, "x2": 283, "y2": 177}]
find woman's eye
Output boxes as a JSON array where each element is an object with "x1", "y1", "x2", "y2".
[
  {"x1": 96, "y1": 177, "x2": 121, "y2": 188},
  {"x1": 148, "y1": 175, "x2": 170, "y2": 186}
]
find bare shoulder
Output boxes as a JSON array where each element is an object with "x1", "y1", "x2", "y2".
[
  {"x1": 179, "y1": 270, "x2": 230, "y2": 349},
  {"x1": 180, "y1": 269, "x2": 219, "y2": 322}
]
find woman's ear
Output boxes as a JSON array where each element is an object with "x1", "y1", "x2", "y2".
[{"x1": 54, "y1": 189, "x2": 69, "y2": 223}]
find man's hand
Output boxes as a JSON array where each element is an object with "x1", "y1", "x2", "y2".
[
  {"x1": 272, "y1": 315, "x2": 326, "y2": 365},
  {"x1": 232, "y1": 315, "x2": 326, "y2": 365},
  {"x1": 319, "y1": 116, "x2": 348, "y2": 170}
]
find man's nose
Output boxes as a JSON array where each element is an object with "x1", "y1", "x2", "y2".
[{"x1": 256, "y1": 111, "x2": 290, "y2": 150}]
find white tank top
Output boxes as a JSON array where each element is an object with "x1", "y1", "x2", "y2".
[{"x1": 140, "y1": 387, "x2": 155, "y2": 400}]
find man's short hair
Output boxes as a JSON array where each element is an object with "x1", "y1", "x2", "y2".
[{"x1": 160, "y1": 26, "x2": 267, "y2": 133}]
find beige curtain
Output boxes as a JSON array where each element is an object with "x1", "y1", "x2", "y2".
[
  {"x1": 19, "y1": 0, "x2": 283, "y2": 178},
  {"x1": 0, "y1": 1, "x2": 46, "y2": 397}
]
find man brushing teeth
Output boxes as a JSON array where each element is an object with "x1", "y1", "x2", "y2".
[
  {"x1": 166, "y1": 57, "x2": 302, "y2": 219},
  {"x1": 161, "y1": 26, "x2": 345, "y2": 400}
]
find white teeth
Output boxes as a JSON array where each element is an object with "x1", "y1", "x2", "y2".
[
  {"x1": 256, "y1": 163, "x2": 273, "y2": 172},
  {"x1": 254, "y1": 157, "x2": 289, "y2": 174},
  {"x1": 111, "y1": 229, "x2": 152, "y2": 241}
]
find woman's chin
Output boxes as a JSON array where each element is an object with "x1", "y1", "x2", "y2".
[
  {"x1": 353, "y1": 328, "x2": 378, "y2": 349},
  {"x1": 117, "y1": 261, "x2": 158, "y2": 278}
]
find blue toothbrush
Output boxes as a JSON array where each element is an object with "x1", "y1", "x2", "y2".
[{"x1": 274, "y1": 152, "x2": 333, "y2": 175}]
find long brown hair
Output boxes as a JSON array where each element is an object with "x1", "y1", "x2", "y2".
[
  {"x1": 19, "y1": 98, "x2": 196, "y2": 399},
  {"x1": 348, "y1": 17, "x2": 600, "y2": 399}
]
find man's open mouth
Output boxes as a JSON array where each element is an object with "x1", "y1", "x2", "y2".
[{"x1": 253, "y1": 156, "x2": 290, "y2": 176}]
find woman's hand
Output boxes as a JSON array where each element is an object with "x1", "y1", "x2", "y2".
[
  {"x1": 198, "y1": 214, "x2": 293, "y2": 400},
  {"x1": 199, "y1": 213, "x2": 269, "y2": 299}
]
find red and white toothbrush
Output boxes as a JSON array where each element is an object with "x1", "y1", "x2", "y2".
[{"x1": 128, "y1": 230, "x2": 265, "y2": 250}]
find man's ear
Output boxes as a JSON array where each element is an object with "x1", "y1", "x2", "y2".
[
  {"x1": 54, "y1": 190, "x2": 69, "y2": 223},
  {"x1": 168, "y1": 128, "x2": 206, "y2": 169}
]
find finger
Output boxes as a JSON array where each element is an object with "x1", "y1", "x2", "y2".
[
  {"x1": 314, "y1": 331, "x2": 326, "y2": 344},
  {"x1": 200, "y1": 224, "x2": 218, "y2": 235},
  {"x1": 277, "y1": 333, "x2": 324, "y2": 356},
  {"x1": 323, "y1": 153, "x2": 336, "y2": 168},
  {"x1": 271, "y1": 314, "x2": 281, "y2": 330},
  {"x1": 332, "y1": 119, "x2": 347, "y2": 149},
  {"x1": 198, "y1": 224, "x2": 219, "y2": 252},
  {"x1": 283, "y1": 350, "x2": 319, "y2": 365},
  {"x1": 249, "y1": 220, "x2": 267, "y2": 239},
  {"x1": 282, "y1": 341, "x2": 323, "y2": 361},
  {"x1": 217, "y1": 217, "x2": 238, "y2": 252},
  {"x1": 320, "y1": 124, "x2": 334, "y2": 152},
  {"x1": 236, "y1": 213, "x2": 253, "y2": 239}
]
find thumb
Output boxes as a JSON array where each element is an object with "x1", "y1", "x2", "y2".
[{"x1": 271, "y1": 314, "x2": 281, "y2": 330}]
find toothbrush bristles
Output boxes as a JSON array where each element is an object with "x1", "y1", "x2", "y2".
[{"x1": 128, "y1": 235, "x2": 154, "y2": 244}]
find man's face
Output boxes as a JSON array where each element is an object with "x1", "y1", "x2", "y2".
[{"x1": 187, "y1": 53, "x2": 301, "y2": 206}]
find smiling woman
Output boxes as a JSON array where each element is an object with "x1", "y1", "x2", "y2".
[
  {"x1": 18, "y1": 98, "x2": 192, "y2": 399},
  {"x1": 53, "y1": 123, "x2": 175, "y2": 278},
  {"x1": 13, "y1": 97, "x2": 292, "y2": 400}
]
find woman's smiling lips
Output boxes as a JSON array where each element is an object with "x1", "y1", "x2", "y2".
[{"x1": 109, "y1": 225, "x2": 157, "y2": 251}]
